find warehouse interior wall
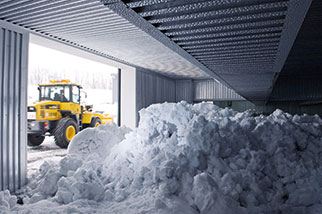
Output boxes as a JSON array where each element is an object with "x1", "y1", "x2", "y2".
[
  {"x1": 135, "y1": 77, "x2": 249, "y2": 126},
  {"x1": 0, "y1": 20, "x2": 29, "y2": 192},
  {"x1": 175, "y1": 80, "x2": 193, "y2": 103},
  {"x1": 175, "y1": 79, "x2": 244, "y2": 103},
  {"x1": 255, "y1": 101, "x2": 322, "y2": 117},
  {"x1": 136, "y1": 68, "x2": 176, "y2": 126},
  {"x1": 211, "y1": 101, "x2": 256, "y2": 113},
  {"x1": 135, "y1": 76, "x2": 250, "y2": 126}
]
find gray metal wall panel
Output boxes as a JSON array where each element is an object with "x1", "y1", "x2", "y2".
[
  {"x1": 194, "y1": 79, "x2": 244, "y2": 101},
  {"x1": 270, "y1": 76, "x2": 322, "y2": 101},
  {"x1": 0, "y1": 20, "x2": 28, "y2": 192},
  {"x1": 136, "y1": 68, "x2": 175, "y2": 116},
  {"x1": 175, "y1": 79, "x2": 193, "y2": 103}
]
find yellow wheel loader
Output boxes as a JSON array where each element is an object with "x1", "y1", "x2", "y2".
[{"x1": 27, "y1": 80, "x2": 113, "y2": 148}]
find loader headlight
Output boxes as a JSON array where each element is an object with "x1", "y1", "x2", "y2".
[
  {"x1": 28, "y1": 106, "x2": 36, "y2": 112},
  {"x1": 46, "y1": 105, "x2": 57, "y2": 109}
]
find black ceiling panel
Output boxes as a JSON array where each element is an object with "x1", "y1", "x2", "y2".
[{"x1": 270, "y1": 0, "x2": 322, "y2": 101}]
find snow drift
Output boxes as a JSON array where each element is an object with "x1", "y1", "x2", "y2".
[{"x1": 2, "y1": 102, "x2": 322, "y2": 213}]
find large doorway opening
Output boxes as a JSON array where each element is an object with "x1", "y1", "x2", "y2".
[{"x1": 27, "y1": 41, "x2": 119, "y2": 176}]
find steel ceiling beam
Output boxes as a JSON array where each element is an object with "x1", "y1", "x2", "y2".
[
  {"x1": 163, "y1": 20, "x2": 284, "y2": 36},
  {"x1": 176, "y1": 34, "x2": 281, "y2": 46},
  {"x1": 190, "y1": 47, "x2": 278, "y2": 56},
  {"x1": 102, "y1": 0, "x2": 234, "y2": 87},
  {"x1": 134, "y1": 0, "x2": 287, "y2": 17},
  {"x1": 170, "y1": 27, "x2": 283, "y2": 41},
  {"x1": 148, "y1": 2, "x2": 287, "y2": 24}
]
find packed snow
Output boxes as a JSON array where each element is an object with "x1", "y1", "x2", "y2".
[
  {"x1": 2, "y1": 102, "x2": 322, "y2": 214},
  {"x1": 27, "y1": 137, "x2": 67, "y2": 177}
]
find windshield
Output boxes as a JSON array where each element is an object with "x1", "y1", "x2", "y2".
[{"x1": 39, "y1": 85, "x2": 71, "y2": 102}]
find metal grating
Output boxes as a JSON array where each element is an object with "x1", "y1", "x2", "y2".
[
  {"x1": 0, "y1": 0, "x2": 211, "y2": 79},
  {"x1": 0, "y1": 0, "x2": 314, "y2": 102},
  {"x1": 120, "y1": 0, "x2": 312, "y2": 101},
  {"x1": 124, "y1": 0, "x2": 288, "y2": 68}
]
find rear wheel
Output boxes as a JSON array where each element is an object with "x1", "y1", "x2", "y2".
[
  {"x1": 27, "y1": 134, "x2": 45, "y2": 147},
  {"x1": 54, "y1": 118, "x2": 78, "y2": 148},
  {"x1": 90, "y1": 117, "x2": 101, "y2": 128}
]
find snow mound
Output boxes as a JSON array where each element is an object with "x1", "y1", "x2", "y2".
[
  {"x1": 4, "y1": 102, "x2": 322, "y2": 213},
  {"x1": 0, "y1": 190, "x2": 17, "y2": 213},
  {"x1": 68, "y1": 123, "x2": 131, "y2": 160}
]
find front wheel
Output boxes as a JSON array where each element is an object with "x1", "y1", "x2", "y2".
[
  {"x1": 27, "y1": 134, "x2": 45, "y2": 147},
  {"x1": 90, "y1": 117, "x2": 101, "y2": 128},
  {"x1": 54, "y1": 118, "x2": 78, "y2": 148}
]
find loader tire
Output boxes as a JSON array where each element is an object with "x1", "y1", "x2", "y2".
[
  {"x1": 27, "y1": 134, "x2": 45, "y2": 147},
  {"x1": 90, "y1": 117, "x2": 101, "y2": 128},
  {"x1": 54, "y1": 118, "x2": 78, "y2": 148}
]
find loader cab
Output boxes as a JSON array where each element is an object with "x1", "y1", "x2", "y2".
[{"x1": 38, "y1": 80, "x2": 81, "y2": 104}]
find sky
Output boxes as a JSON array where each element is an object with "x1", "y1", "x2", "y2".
[
  {"x1": 28, "y1": 42, "x2": 118, "y2": 90},
  {"x1": 28, "y1": 43, "x2": 118, "y2": 76},
  {"x1": 27, "y1": 43, "x2": 119, "y2": 117}
]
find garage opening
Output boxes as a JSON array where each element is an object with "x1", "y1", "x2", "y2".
[{"x1": 27, "y1": 41, "x2": 119, "y2": 176}]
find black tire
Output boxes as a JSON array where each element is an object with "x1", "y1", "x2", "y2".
[
  {"x1": 54, "y1": 118, "x2": 78, "y2": 148},
  {"x1": 90, "y1": 117, "x2": 101, "y2": 128},
  {"x1": 27, "y1": 134, "x2": 45, "y2": 147}
]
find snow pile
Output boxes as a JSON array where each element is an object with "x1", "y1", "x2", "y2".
[
  {"x1": 3, "y1": 102, "x2": 322, "y2": 213},
  {"x1": 0, "y1": 190, "x2": 17, "y2": 212},
  {"x1": 68, "y1": 123, "x2": 131, "y2": 160}
]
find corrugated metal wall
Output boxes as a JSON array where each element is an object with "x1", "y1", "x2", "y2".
[
  {"x1": 175, "y1": 79, "x2": 244, "y2": 102},
  {"x1": 176, "y1": 80, "x2": 193, "y2": 103},
  {"x1": 137, "y1": 75, "x2": 244, "y2": 115},
  {"x1": 0, "y1": 21, "x2": 28, "y2": 192},
  {"x1": 136, "y1": 68, "x2": 176, "y2": 116},
  {"x1": 194, "y1": 79, "x2": 244, "y2": 101},
  {"x1": 270, "y1": 76, "x2": 322, "y2": 101}
]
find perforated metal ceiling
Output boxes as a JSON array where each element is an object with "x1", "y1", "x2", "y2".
[
  {"x1": 0, "y1": 0, "x2": 314, "y2": 101},
  {"x1": 270, "y1": 0, "x2": 322, "y2": 101},
  {"x1": 0, "y1": 0, "x2": 211, "y2": 78},
  {"x1": 112, "y1": 0, "x2": 312, "y2": 101}
]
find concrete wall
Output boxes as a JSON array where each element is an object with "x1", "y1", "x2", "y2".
[{"x1": 0, "y1": 20, "x2": 29, "y2": 192}]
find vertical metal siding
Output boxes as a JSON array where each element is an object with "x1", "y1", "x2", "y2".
[
  {"x1": 136, "y1": 68, "x2": 175, "y2": 114},
  {"x1": 270, "y1": 76, "x2": 322, "y2": 101},
  {"x1": 194, "y1": 80, "x2": 244, "y2": 101},
  {"x1": 175, "y1": 79, "x2": 193, "y2": 103},
  {"x1": 0, "y1": 20, "x2": 28, "y2": 192}
]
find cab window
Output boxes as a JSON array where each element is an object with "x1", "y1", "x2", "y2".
[
  {"x1": 64, "y1": 86, "x2": 71, "y2": 102},
  {"x1": 72, "y1": 86, "x2": 80, "y2": 103},
  {"x1": 40, "y1": 85, "x2": 70, "y2": 102}
]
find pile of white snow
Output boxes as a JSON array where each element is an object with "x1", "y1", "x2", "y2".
[{"x1": 2, "y1": 102, "x2": 322, "y2": 214}]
